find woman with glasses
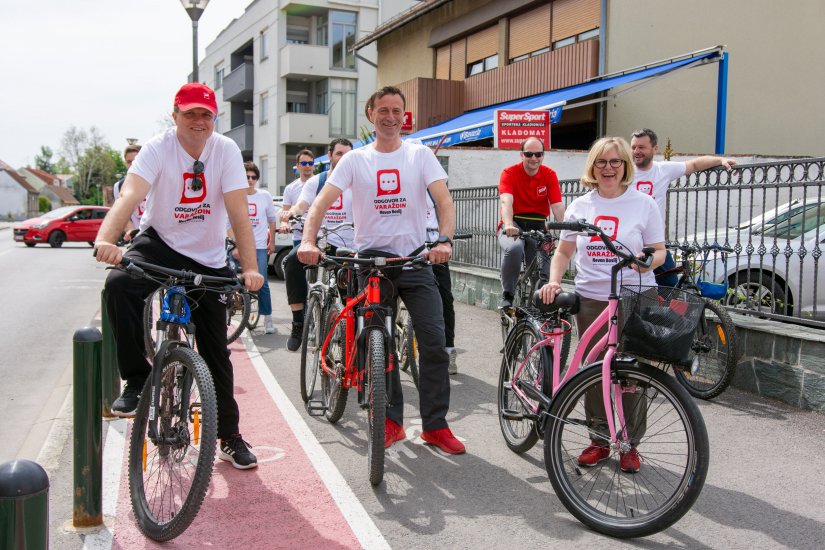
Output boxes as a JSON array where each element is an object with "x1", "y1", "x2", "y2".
[
  {"x1": 497, "y1": 136, "x2": 565, "y2": 308},
  {"x1": 538, "y1": 136, "x2": 665, "y2": 474}
]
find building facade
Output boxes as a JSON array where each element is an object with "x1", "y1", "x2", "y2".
[{"x1": 0, "y1": 161, "x2": 38, "y2": 220}]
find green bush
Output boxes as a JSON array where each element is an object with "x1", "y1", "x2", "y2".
[{"x1": 38, "y1": 196, "x2": 52, "y2": 213}]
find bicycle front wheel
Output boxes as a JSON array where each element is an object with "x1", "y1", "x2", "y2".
[
  {"x1": 544, "y1": 362, "x2": 709, "y2": 538},
  {"x1": 142, "y1": 288, "x2": 164, "y2": 358},
  {"x1": 366, "y1": 328, "x2": 387, "y2": 486},
  {"x1": 246, "y1": 293, "x2": 260, "y2": 330},
  {"x1": 128, "y1": 346, "x2": 218, "y2": 541},
  {"x1": 300, "y1": 292, "x2": 323, "y2": 403},
  {"x1": 498, "y1": 320, "x2": 543, "y2": 453},
  {"x1": 226, "y1": 290, "x2": 250, "y2": 344},
  {"x1": 674, "y1": 299, "x2": 739, "y2": 399},
  {"x1": 322, "y1": 303, "x2": 348, "y2": 423}
]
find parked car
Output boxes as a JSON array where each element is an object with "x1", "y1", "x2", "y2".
[
  {"x1": 687, "y1": 198, "x2": 825, "y2": 320},
  {"x1": 13, "y1": 205, "x2": 110, "y2": 248},
  {"x1": 267, "y1": 195, "x2": 293, "y2": 279}
]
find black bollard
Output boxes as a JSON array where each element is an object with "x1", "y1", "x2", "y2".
[
  {"x1": 0, "y1": 459, "x2": 50, "y2": 550},
  {"x1": 100, "y1": 291, "x2": 121, "y2": 417},
  {"x1": 73, "y1": 327, "x2": 103, "y2": 528}
]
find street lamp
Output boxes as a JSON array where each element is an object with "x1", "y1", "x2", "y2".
[{"x1": 179, "y1": 0, "x2": 210, "y2": 82}]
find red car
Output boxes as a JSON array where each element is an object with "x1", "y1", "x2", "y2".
[{"x1": 13, "y1": 205, "x2": 110, "y2": 248}]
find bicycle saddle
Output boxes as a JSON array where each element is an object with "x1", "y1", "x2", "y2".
[
  {"x1": 335, "y1": 247, "x2": 357, "y2": 257},
  {"x1": 531, "y1": 290, "x2": 580, "y2": 315}
]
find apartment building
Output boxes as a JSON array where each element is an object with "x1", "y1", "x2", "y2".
[{"x1": 199, "y1": 0, "x2": 416, "y2": 194}]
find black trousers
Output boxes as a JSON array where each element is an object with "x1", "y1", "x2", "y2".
[
  {"x1": 432, "y1": 263, "x2": 455, "y2": 348},
  {"x1": 284, "y1": 244, "x2": 308, "y2": 307},
  {"x1": 103, "y1": 228, "x2": 241, "y2": 439}
]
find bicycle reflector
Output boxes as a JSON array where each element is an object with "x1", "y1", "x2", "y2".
[{"x1": 161, "y1": 286, "x2": 192, "y2": 324}]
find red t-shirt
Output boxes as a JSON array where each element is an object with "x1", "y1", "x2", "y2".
[{"x1": 498, "y1": 163, "x2": 562, "y2": 225}]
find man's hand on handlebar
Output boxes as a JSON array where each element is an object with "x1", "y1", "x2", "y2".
[
  {"x1": 93, "y1": 241, "x2": 123, "y2": 266},
  {"x1": 297, "y1": 241, "x2": 322, "y2": 265},
  {"x1": 503, "y1": 223, "x2": 519, "y2": 237},
  {"x1": 240, "y1": 271, "x2": 264, "y2": 291},
  {"x1": 427, "y1": 242, "x2": 452, "y2": 264}
]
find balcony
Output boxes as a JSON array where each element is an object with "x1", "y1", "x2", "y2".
[
  {"x1": 279, "y1": 113, "x2": 329, "y2": 145},
  {"x1": 280, "y1": 44, "x2": 330, "y2": 80},
  {"x1": 223, "y1": 62, "x2": 254, "y2": 103},
  {"x1": 225, "y1": 124, "x2": 253, "y2": 156}
]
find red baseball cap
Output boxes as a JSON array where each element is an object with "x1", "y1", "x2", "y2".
[{"x1": 174, "y1": 83, "x2": 218, "y2": 115}]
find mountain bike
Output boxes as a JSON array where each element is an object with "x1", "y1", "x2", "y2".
[
  {"x1": 497, "y1": 220, "x2": 709, "y2": 538},
  {"x1": 118, "y1": 257, "x2": 247, "y2": 541},
  {"x1": 655, "y1": 243, "x2": 740, "y2": 399}
]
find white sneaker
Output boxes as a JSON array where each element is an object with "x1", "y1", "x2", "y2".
[
  {"x1": 447, "y1": 347, "x2": 458, "y2": 375},
  {"x1": 264, "y1": 316, "x2": 275, "y2": 334}
]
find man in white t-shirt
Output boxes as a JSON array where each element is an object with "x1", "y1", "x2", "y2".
[
  {"x1": 281, "y1": 138, "x2": 354, "y2": 351},
  {"x1": 298, "y1": 86, "x2": 466, "y2": 456},
  {"x1": 111, "y1": 143, "x2": 145, "y2": 241},
  {"x1": 630, "y1": 128, "x2": 736, "y2": 285},
  {"x1": 94, "y1": 82, "x2": 264, "y2": 470}
]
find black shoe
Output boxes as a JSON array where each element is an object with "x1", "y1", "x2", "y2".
[
  {"x1": 500, "y1": 292, "x2": 514, "y2": 309},
  {"x1": 111, "y1": 382, "x2": 142, "y2": 417},
  {"x1": 286, "y1": 321, "x2": 303, "y2": 352},
  {"x1": 219, "y1": 435, "x2": 258, "y2": 470}
]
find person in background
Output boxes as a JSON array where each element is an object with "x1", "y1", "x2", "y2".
[{"x1": 112, "y1": 144, "x2": 145, "y2": 241}]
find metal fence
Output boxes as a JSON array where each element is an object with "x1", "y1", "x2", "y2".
[{"x1": 451, "y1": 157, "x2": 825, "y2": 328}]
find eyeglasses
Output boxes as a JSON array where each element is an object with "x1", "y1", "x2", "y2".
[
  {"x1": 246, "y1": 174, "x2": 259, "y2": 181},
  {"x1": 191, "y1": 160, "x2": 205, "y2": 192},
  {"x1": 522, "y1": 151, "x2": 544, "y2": 158},
  {"x1": 594, "y1": 158, "x2": 625, "y2": 169},
  {"x1": 298, "y1": 160, "x2": 315, "y2": 167}
]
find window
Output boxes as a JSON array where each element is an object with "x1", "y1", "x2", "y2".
[
  {"x1": 214, "y1": 64, "x2": 225, "y2": 89},
  {"x1": 260, "y1": 29, "x2": 269, "y2": 59},
  {"x1": 259, "y1": 156, "x2": 268, "y2": 189},
  {"x1": 552, "y1": 36, "x2": 576, "y2": 50},
  {"x1": 259, "y1": 93, "x2": 268, "y2": 125},
  {"x1": 330, "y1": 11, "x2": 356, "y2": 69},
  {"x1": 510, "y1": 47, "x2": 550, "y2": 64},
  {"x1": 466, "y1": 54, "x2": 498, "y2": 77},
  {"x1": 316, "y1": 79, "x2": 329, "y2": 114},
  {"x1": 287, "y1": 16, "x2": 310, "y2": 44},
  {"x1": 287, "y1": 80, "x2": 311, "y2": 113},
  {"x1": 579, "y1": 28, "x2": 600, "y2": 41},
  {"x1": 329, "y1": 78, "x2": 356, "y2": 136},
  {"x1": 316, "y1": 14, "x2": 328, "y2": 46}
]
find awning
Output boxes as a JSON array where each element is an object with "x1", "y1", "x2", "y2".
[{"x1": 315, "y1": 48, "x2": 723, "y2": 164}]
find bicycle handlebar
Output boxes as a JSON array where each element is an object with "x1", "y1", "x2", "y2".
[
  {"x1": 120, "y1": 257, "x2": 244, "y2": 289},
  {"x1": 545, "y1": 219, "x2": 655, "y2": 269}
]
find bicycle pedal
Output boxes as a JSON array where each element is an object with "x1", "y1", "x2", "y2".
[
  {"x1": 306, "y1": 400, "x2": 327, "y2": 416},
  {"x1": 501, "y1": 409, "x2": 525, "y2": 421}
]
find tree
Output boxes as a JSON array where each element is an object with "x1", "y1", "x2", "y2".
[
  {"x1": 38, "y1": 196, "x2": 52, "y2": 213},
  {"x1": 34, "y1": 146, "x2": 55, "y2": 173},
  {"x1": 59, "y1": 125, "x2": 116, "y2": 201}
]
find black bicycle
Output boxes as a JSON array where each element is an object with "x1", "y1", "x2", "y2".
[
  {"x1": 656, "y1": 243, "x2": 740, "y2": 399},
  {"x1": 118, "y1": 257, "x2": 247, "y2": 541}
]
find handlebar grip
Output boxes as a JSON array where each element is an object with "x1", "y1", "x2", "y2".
[
  {"x1": 453, "y1": 233, "x2": 473, "y2": 240},
  {"x1": 544, "y1": 221, "x2": 583, "y2": 232}
]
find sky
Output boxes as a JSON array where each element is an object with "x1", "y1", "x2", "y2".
[{"x1": 0, "y1": 0, "x2": 249, "y2": 170}]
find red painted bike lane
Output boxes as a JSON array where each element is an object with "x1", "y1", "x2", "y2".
[{"x1": 109, "y1": 338, "x2": 380, "y2": 549}]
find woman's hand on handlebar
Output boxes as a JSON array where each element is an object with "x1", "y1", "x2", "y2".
[
  {"x1": 297, "y1": 241, "x2": 322, "y2": 265},
  {"x1": 240, "y1": 271, "x2": 264, "y2": 291},
  {"x1": 628, "y1": 246, "x2": 662, "y2": 273},
  {"x1": 538, "y1": 281, "x2": 563, "y2": 304}
]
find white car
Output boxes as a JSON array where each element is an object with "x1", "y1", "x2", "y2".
[
  {"x1": 268, "y1": 195, "x2": 294, "y2": 279},
  {"x1": 689, "y1": 198, "x2": 825, "y2": 321}
]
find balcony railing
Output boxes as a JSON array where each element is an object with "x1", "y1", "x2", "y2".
[
  {"x1": 223, "y1": 62, "x2": 254, "y2": 103},
  {"x1": 224, "y1": 124, "x2": 253, "y2": 155}
]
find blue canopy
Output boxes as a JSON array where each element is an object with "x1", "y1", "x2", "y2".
[{"x1": 315, "y1": 50, "x2": 721, "y2": 164}]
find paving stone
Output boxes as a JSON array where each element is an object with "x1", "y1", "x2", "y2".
[
  {"x1": 799, "y1": 341, "x2": 825, "y2": 375},
  {"x1": 801, "y1": 371, "x2": 825, "y2": 413},
  {"x1": 752, "y1": 359, "x2": 803, "y2": 407}
]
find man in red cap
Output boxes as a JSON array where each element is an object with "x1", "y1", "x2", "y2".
[{"x1": 95, "y1": 82, "x2": 264, "y2": 469}]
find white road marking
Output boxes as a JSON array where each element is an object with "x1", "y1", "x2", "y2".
[{"x1": 82, "y1": 419, "x2": 126, "y2": 549}]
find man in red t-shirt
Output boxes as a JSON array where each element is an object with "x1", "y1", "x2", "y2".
[{"x1": 498, "y1": 136, "x2": 565, "y2": 307}]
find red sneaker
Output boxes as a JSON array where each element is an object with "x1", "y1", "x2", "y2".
[
  {"x1": 384, "y1": 419, "x2": 406, "y2": 448},
  {"x1": 620, "y1": 447, "x2": 641, "y2": 473},
  {"x1": 577, "y1": 443, "x2": 610, "y2": 467},
  {"x1": 421, "y1": 427, "x2": 466, "y2": 454}
]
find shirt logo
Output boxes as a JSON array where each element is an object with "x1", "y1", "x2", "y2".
[
  {"x1": 248, "y1": 203, "x2": 257, "y2": 216},
  {"x1": 591, "y1": 215, "x2": 619, "y2": 242},
  {"x1": 536, "y1": 185, "x2": 547, "y2": 197},
  {"x1": 636, "y1": 181, "x2": 653, "y2": 195},
  {"x1": 376, "y1": 169, "x2": 401, "y2": 196},
  {"x1": 329, "y1": 195, "x2": 343, "y2": 210},
  {"x1": 180, "y1": 171, "x2": 207, "y2": 203}
]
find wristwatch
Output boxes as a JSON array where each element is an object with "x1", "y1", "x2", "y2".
[{"x1": 436, "y1": 235, "x2": 453, "y2": 246}]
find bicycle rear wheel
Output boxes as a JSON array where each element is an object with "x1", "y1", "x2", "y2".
[
  {"x1": 226, "y1": 290, "x2": 250, "y2": 344},
  {"x1": 398, "y1": 313, "x2": 419, "y2": 390},
  {"x1": 128, "y1": 346, "x2": 217, "y2": 541},
  {"x1": 674, "y1": 299, "x2": 739, "y2": 399},
  {"x1": 366, "y1": 328, "x2": 387, "y2": 486},
  {"x1": 300, "y1": 292, "x2": 323, "y2": 403},
  {"x1": 497, "y1": 320, "x2": 543, "y2": 453},
  {"x1": 322, "y1": 303, "x2": 348, "y2": 423},
  {"x1": 544, "y1": 363, "x2": 709, "y2": 538}
]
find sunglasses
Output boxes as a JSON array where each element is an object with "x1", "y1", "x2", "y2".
[
  {"x1": 594, "y1": 158, "x2": 625, "y2": 169},
  {"x1": 191, "y1": 160, "x2": 205, "y2": 192},
  {"x1": 298, "y1": 160, "x2": 315, "y2": 167},
  {"x1": 246, "y1": 174, "x2": 259, "y2": 181},
  {"x1": 522, "y1": 151, "x2": 544, "y2": 158}
]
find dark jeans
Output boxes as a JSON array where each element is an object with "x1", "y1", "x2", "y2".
[
  {"x1": 432, "y1": 263, "x2": 455, "y2": 348},
  {"x1": 103, "y1": 228, "x2": 241, "y2": 439},
  {"x1": 284, "y1": 244, "x2": 308, "y2": 307},
  {"x1": 363, "y1": 265, "x2": 450, "y2": 431},
  {"x1": 654, "y1": 250, "x2": 679, "y2": 287}
]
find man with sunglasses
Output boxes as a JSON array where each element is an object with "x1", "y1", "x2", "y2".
[
  {"x1": 94, "y1": 82, "x2": 264, "y2": 470},
  {"x1": 630, "y1": 128, "x2": 736, "y2": 286},
  {"x1": 498, "y1": 136, "x2": 565, "y2": 308}
]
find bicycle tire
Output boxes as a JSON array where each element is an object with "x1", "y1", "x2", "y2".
[
  {"x1": 674, "y1": 298, "x2": 739, "y2": 399},
  {"x1": 497, "y1": 320, "x2": 543, "y2": 453},
  {"x1": 300, "y1": 292, "x2": 323, "y2": 403},
  {"x1": 128, "y1": 346, "x2": 218, "y2": 541},
  {"x1": 246, "y1": 294, "x2": 260, "y2": 330},
  {"x1": 395, "y1": 306, "x2": 410, "y2": 372},
  {"x1": 226, "y1": 289, "x2": 250, "y2": 344},
  {"x1": 366, "y1": 328, "x2": 387, "y2": 486},
  {"x1": 544, "y1": 362, "x2": 709, "y2": 538},
  {"x1": 399, "y1": 314, "x2": 419, "y2": 390},
  {"x1": 322, "y1": 303, "x2": 348, "y2": 423},
  {"x1": 142, "y1": 289, "x2": 163, "y2": 358}
]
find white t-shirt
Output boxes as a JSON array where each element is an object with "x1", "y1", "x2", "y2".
[
  {"x1": 113, "y1": 178, "x2": 146, "y2": 230},
  {"x1": 560, "y1": 188, "x2": 664, "y2": 300},
  {"x1": 298, "y1": 172, "x2": 355, "y2": 249},
  {"x1": 632, "y1": 160, "x2": 686, "y2": 222},
  {"x1": 282, "y1": 178, "x2": 305, "y2": 241},
  {"x1": 131, "y1": 127, "x2": 246, "y2": 267},
  {"x1": 327, "y1": 141, "x2": 448, "y2": 256},
  {"x1": 246, "y1": 190, "x2": 278, "y2": 249},
  {"x1": 425, "y1": 192, "x2": 439, "y2": 242}
]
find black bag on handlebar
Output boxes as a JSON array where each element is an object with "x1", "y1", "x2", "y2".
[{"x1": 619, "y1": 286, "x2": 704, "y2": 364}]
